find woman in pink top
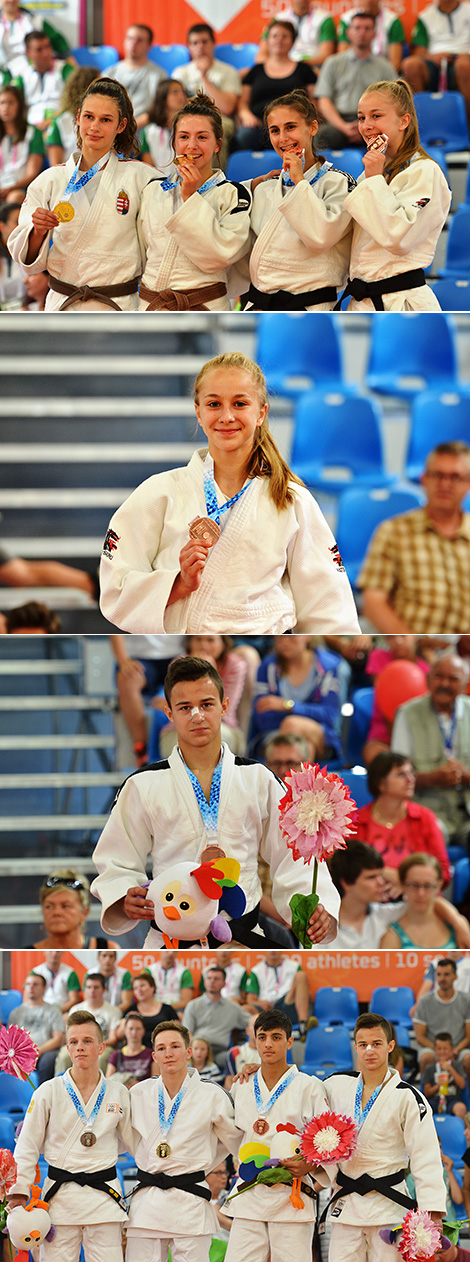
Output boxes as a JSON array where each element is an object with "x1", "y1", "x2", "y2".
[{"x1": 354, "y1": 750, "x2": 451, "y2": 895}]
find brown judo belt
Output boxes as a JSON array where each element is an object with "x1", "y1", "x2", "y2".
[
  {"x1": 139, "y1": 281, "x2": 227, "y2": 311},
  {"x1": 48, "y1": 274, "x2": 140, "y2": 311}
]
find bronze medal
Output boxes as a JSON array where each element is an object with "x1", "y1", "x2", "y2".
[
  {"x1": 157, "y1": 1141, "x2": 172, "y2": 1158},
  {"x1": 253, "y1": 1119, "x2": 269, "y2": 1136},
  {"x1": 201, "y1": 844, "x2": 226, "y2": 863},
  {"x1": 53, "y1": 201, "x2": 75, "y2": 223},
  {"x1": 367, "y1": 133, "x2": 388, "y2": 153},
  {"x1": 80, "y1": 1131, "x2": 97, "y2": 1147},
  {"x1": 189, "y1": 517, "x2": 220, "y2": 546}
]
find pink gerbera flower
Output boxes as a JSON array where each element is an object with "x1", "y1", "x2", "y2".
[
  {"x1": 300, "y1": 1113, "x2": 358, "y2": 1164},
  {"x1": 0, "y1": 1026, "x2": 38, "y2": 1082},
  {"x1": 279, "y1": 764, "x2": 357, "y2": 864},
  {"x1": 0, "y1": 1149, "x2": 17, "y2": 1196},
  {"x1": 398, "y1": 1209, "x2": 442, "y2": 1260}
]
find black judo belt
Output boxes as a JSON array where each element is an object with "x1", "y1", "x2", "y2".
[
  {"x1": 45, "y1": 1163, "x2": 127, "y2": 1212},
  {"x1": 335, "y1": 268, "x2": 426, "y2": 311},
  {"x1": 317, "y1": 1166, "x2": 417, "y2": 1233},
  {"x1": 152, "y1": 900, "x2": 288, "y2": 949},
  {"x1": 132, "y1": 1167, "x2": 211, "y2": 1201},
  {"x1": 241, "y1": 282, "x2": 337, "y2": 310}
]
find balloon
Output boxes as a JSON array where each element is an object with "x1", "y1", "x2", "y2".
[{"x1": 375, "y1": 660, "x2": 428, "y2": 723}]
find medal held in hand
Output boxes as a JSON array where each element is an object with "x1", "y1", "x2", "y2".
[
  {"x1": 188, "y1": 516, "x2": 220, "y2": 545},
  {"x1": 367, "y1": 132, "x2": 388, "y2": 153},
  {"x1": 53, "y1": 201, "x2": 75, "y2": 222}
]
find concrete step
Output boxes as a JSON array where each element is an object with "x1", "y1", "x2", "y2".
[{"x1": 0, "y1": 772, "x2": 122, "y2": 789}]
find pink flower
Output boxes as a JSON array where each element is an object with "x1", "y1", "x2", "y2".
[
  {"x1": 300, "y1": 1113, "x2": 358, "y2": 1164},
  {"x1": 398, "y1": 1209, "x2": 442, "y2": 1260},
  {"x1": 279, "y1": 764, "x2": 357, "y2": 864},
  {"x1": 0, "y1": 1149, "x2": 17, "y2": 1196},
  {"x1": 0, "y1": 1026, "x2": 38, "y2": 1080}
]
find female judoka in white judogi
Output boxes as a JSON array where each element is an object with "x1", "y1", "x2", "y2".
[
  {"x1": 236, "y1": 90, "x2": 354, "y2": 311},
  {"x1": 8, "y1": 78, "x2": 157, "y2": 310},
  {"x1": 99, "y1": 351, "x2": 361, "y2": 635},
  {"x1": 338, "y1": 79, "x2": 452, "y2": 311},
  {"x1": 139, "y1": 94, "x2": 251, "y2": 311}
]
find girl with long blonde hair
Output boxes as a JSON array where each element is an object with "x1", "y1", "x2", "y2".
[{"x1": 100, "y1": 351, "x2": 360, "y2": 634}]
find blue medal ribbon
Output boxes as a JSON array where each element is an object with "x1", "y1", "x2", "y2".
[
  {"x1": 282, "y1": 160, "x2": 332, "y2": 189},
  {"x1": 354, "y1": 1069, "x2": 391, "y2": 1130},
  {"x1": 64, "y1": 1074, "x2": 106, "y2": 1130},
  {"x1": 179, "y1": 748, "x2": 223, "y2": 839},
  {"x1": 253, "y1": 1067, "x2": 297, "y2": 1118},
  {"x1": 160, "y1": 169, "x2": 224, "y2": 194},
  {"x1": 433, "y1": 705, "x2": 457, "y2": 754},
  {"x1": 202, "y1": 457, "x2": 252, "y2": 530},
  {"x1": 61, "y1": 151, "x2": 112, "y2": 199},
  {"x1": 158, "y1": 1077, "x2": 187, "y2": 1138}
]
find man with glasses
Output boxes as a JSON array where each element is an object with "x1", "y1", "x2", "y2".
[
  {"x1": 414, "y1": 957, "x2": 470, "y2": 1088},
  {"x1": 262, "y1": 732, "x2": 309, "y2": 778},
  {"x1": 359, "y1": 441, "x2": 470, "y2": 632}
]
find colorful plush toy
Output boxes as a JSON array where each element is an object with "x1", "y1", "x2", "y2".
[
  {"x1": 8, "y1": 1166, "x2": 55, "y2": 1261},
  {"x1": 145, "y1": 857, "x2": 246, "y2": 948},
  {"x1": 236, "y1": 1124, "x2": 305, "y2": 1209}
]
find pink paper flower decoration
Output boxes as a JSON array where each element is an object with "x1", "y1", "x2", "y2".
[
  {"x1": 0, "y1": 1150, "x2": 17, "y2": 1196},
  {"x1": 398, "y1": 1209, "x2": 442, "y2": 1261},
  {"x1": 279, "y1": 764, "x2": 357, "y2": 864},
  {"x1": 0, "y1": 1026, "x2": 38, "y2": 1081},
  {"x1": 300, "y1": 1112, "x2": 358, "y2": 1164}
]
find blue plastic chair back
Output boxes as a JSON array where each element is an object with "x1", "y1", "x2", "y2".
[
  {"x1": 336, "y1": 483, "x2": 426, "y2": 587},
  {"x1": 459, "y1": 161, "x2": 470, "y2": 208},
  {"x1": 438, "y1": 208, "x2": 470, "y2": 279},
  {"x1": 339, "y1": 768, "x2": 371, "y2": 808},
  {"x1": 302, "y1": 1025, "x2": 353, "y2": 1078},
  {"x1": 314, "y1": 987, "x2": 359, "y2": 1030},
  {"x1": 149, "y1": 44, "x2": 189, "y2": 74},
  {"x1": 320, "y1": 147, "x2": 365, "y2": 180},
  {"x1": 406, "y1": 389, "x2": 470, "y2": 480},
  {"x1": 0, "y1": 989, "x2": 22, "y2": 1022},
  {"x1": 453, "y1": 856, "x2": 470, "y2": 905},
  {"x1": 216, "y1": 42, "x2": 258, "y2": 69},
  {"x1": 226, "y1": 149, "x2": 278, "y2": 182},
  {"x1": 256, "y1": 312, "x2": 344, "y2": 399},
  {"x1": 434, "y1": 1114, "x2": 466, "y2": 1164},
  {"x1": 366, "y1": 313, "x2": 458, "y2": 400},
  {"x1": 345, "y1": 688, "x2": 374, "y2": 765},
  {"x1": 290, "y1": 390, "x2": 389, "y2": 492},
  {"x1": 393, "y1": 1023, "x2": 411, "y2": 1048},
  {"x1": 0, "y1": 1073, "x2": 36, "y2": 1113},
  {"x1": 370, "y1": 986, "x2": 415, "y2": 1028},
  {"x1": 432, "y1": 279, "x2": 470, "y2": 310},
  {"x1": 414, "y1": 91, "x2": 470, "y2": 151},
  {"x1": 0, "y1": 1112, "x2": 17, "y2": 1149},
  {"x1": 71, "y1": 44, "x2": 118, "y2": 70}
]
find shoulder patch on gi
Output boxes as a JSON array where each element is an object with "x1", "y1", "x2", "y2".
[
  {"x1": 220, "y1": 178, "x2": 252, "y2": 212},
  {"x1": 112, "y1": 759, "x2": 171, "y2": 806},
  {"x1": 116, "y1": 188, "x2": 130, "y2": 214},
  {"x1": 329, "y1": 543, "x2": 345, "y2": 572},
  {"x1": 396, "y1": 1081, "x2": 428, "y2": 1119},
  {"x1": 414, "y1": 197, "x2": 430, "y2": 208},
  {"x1": 102, "y1": 528, "x2": 120, "y2": 559},
  {"x1": 331, "y1": 166, "x2": 357, "y2": 193}
]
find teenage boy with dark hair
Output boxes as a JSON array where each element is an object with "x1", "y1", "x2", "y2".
[
  {"x1": 92, "y1": 657, "x2": 339, "y2": 948},
  {"x1": 225, "y1": 1008, "x2": 332, "y2": 1262},
  {"x1": 324, "y1": 1012, "x2": 446, "y2": 1261}
]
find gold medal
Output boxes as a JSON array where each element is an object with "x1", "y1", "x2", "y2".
[
  {"x1": 189, "y1": 517, "x2": 220, "y2": 546},
  {"x1": 253, "y1": 1119, "x2": 269, "y2": 1136},
  {"x1": 174, "y1": 155, "x2": 194, "y2": 166},
  {"x1": 53, "y1": 201, "x2": 75, "y2": 223},
  {"x1": 157, "y1": 1141, "x2": 172, "y2": 1158},
  {"x1": 80, "y1": 1131, "x2": 97, "y2": 1147}
]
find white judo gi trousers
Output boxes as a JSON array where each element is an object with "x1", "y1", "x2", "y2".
[
  {"x1": 39, "y1": 1221, "x2": 123, "y2": 1262},
  {"x1": 329, "y1": 1223, "x2": 401, "y2": 1261},
  {"x1": 126, "y1": 1233, "x2": 212, "y2": 1262},
  {"x1": 225, "y1": 1218, "x2": 314, "y2": 1262}
]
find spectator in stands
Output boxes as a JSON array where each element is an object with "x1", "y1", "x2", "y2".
[
  {"x1": 206, "y1": 1161, "x2": 232, "y2": 1243},
  {"x1": 391, "y1": 652, "x2": 470, "y2": 844},
  {"x1": 148, "y1": 951, "x2": 195, "y2": 1011},
  {"x1": 380, "y1": 853, "x2": 469, "y2": 947},
  {"x1": 110, "y1": 634, "x2": 184, "y2": 767},
  {"x1": 354, "y1": 750, "x2": 451, "y2": 891},
  {"x1": 262, "y1": 730, "x2": 309, "y2": 776},
  {"x1": 140, "y1": 78, "x2": 186, "y2": 173},
  {"x1": 224, "y1": 1013, "x2": 261, "y2": 1088},
  {"x1": 151, "y1": 635, "x2": 248, "y2": 759},
  {"x1": 0, "y1": 0, "x2": 70, "y2": 79},
  {"x1": 338, "y1": 0, "x2": 405, "y2": 71},
  {"x1": 324, "y1": 633, "x2": 373, "y2": 688},
  {"x1": 114, "y1": 971, "x2": 179, "y2": 1049},
  {"x1": 189, "y1": 1036, "x2": 222, "y2": 1082},
  {"x1": 106, "y1": 1010, "x2": 154, "y2": 1085},
  {"x1": 183, "y1": 965, "x2": 251, "y2": 1068},
  {"x1": 314, "y1": 12, "x2": 397, "y2": 147},
  {"x1": 0, "y1": 198, "x2": 23, "y2": 308},
  {"x1": 257, "y1": 0, "x2": 336, "y2": 70},
  {"x1": 422, "y1": 1030, "x2": 467, "y2": 1116},
  {"x1": 96, "y1": 948, "x2": 133, "y2": 1012},
  {"x1": 363, "y1": 634, "x2": 429, "y2": 765},
  {"x1": 0, "y1": 85, "x2": 44, "y2": 200},
  {"x1": 201, "y1": 953, "x2": 248, "y2": 1006},
  {"x1": 16, "y1": 32, "x2": 72, "y2": 131},
  {"x1": 0, "y1": 542, "x2": 97, "y2": 598},
  {"x1": 360, "y1": 443, "x2": 470, "y2": 634},
  {"x1": 8, "y1": 971, "x2": 64, "y2": 1083},
  {"x1": 6, "y1": 600, "x2": 61, "y2": 632},
  {"x1": 31, "y1": 867, "x2": 116, "y2": 951},
  {"x1": 172, "y1": 23, "x2": 241, "y2": 168},
  {"x1": 56, "y1": 971, "x2": 122, "y2": 1073},
  {"x1": 251, "y1": 634, "x2": 344, "y2": 761},
  {"x1": 45, "y1": 65, "x2": 100, "y2": 164},
  {"x1": 105, "y1": 24, "x2": 163, "y2": 130},
  {"x1": 414, "y1": 957, "x2": 470, "y2": 1084},
  {"x1": 33, "y1": 949, "x2": 81, "y2": 1012},
  {"x1": 403, "y1": 0, "x2": 470, "y2": 124},
  {"x1": 234, "y1": 20, "x2": 316, "y2": 150},
  {"x1": 241, "y1": 950, "x2": 314, "y2": 1035}
]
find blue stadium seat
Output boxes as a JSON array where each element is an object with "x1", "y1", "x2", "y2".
[
  {"x1": 428, "y1": 145, "x2": 449, "y2": 179},
  {"x1": 71, "y1": 44, "x2": 119, "y2": 70},
  {"x1": 336, "y1": 483, "x2": 426, "y2": 587},
  {"x1": 255, "y1": 312, "x2": 346, "y2": 400},
  {"x1": 320, "y1": 148, "x2": 366, "y2": 180},
  {"x1": 438, "y1": 208, "x2": 470, "y2": 279},
  {"x1": 405, "y1": 389, "x2": 470, "y2": 480},
  {"x1": 0, "y1": 1074, "x2": 36, "y2": 1114},
  {"x1": 149, "y1": 44, "x2": 190, "y2": 74},
  {"x1": 434, "y1": 1114, "x2": 466, "y2": 1165},
  {"x1": 340, "y1": 768, "x2": 371, "y2": 809},
  {"x1": 302, "y1": 1025, "x2": 353, "y2": 1078},
  {"x1": 432, "y1": 279, "x2": 470, "y2": 310},
  {"x1": 289, "y1": 390, "x2": 391, "y2": 493},
  {"x1": 345, "y1": 688, "x2": 374, "y2": 765},
  {"x1": 453, "y1": 856, "x2": 470, "y2": 905},
  {"x1": 0, "y1": 1112, "x2": 17, "y2": 1149},
  {"x1": 393, "y1": 1024, "x2": 411, "y2": 1048},
  {"x1": 0, "y1": 989, "x2": 22, "y2": 1022},
  {"x1": 370, "y1": 986, "x2": 415, "y2": 1028},
  {"x1": 314, "y1": 986, "x2": 359, "y2": 1030},
  {"x1": 414, "y1": 91, "x2": 470, "y2": 152},
  {"x1": 459, "y1": 160, "x2": 470, "y2": 208},
  {"x1": 366, "y1": 313, "x2": 458, "y2": 400},
  {"x1": 226, "y1": 149, "x2": 278, "y2": 182},
  {"x1": 217, "y1": 42, "x2": 258, "y2": 69}
]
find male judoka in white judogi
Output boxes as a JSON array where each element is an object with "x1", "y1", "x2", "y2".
[
  {"x1": 224, "y1": 1010, "x2": 334, "y2": 1262},
  {"x1": 7, "y1": 1011, "x2": 134, "y2": 1262},
  {"x1": 324, "y1": 1016, "x2": 447, "y2": 1262},
  {"x1": 138, "y1": 174, "x2": 252, "y2": 310},
  {"x1": 127, "y1": 1021, "x2": 241, "y2": 1262},
  {"x1": 8, "y1": 151, "x2": 156, "y2": 310}
]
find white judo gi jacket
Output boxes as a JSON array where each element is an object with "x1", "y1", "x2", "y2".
[
  {"x1": 128, "y1": 1070, "x2": 240, "y2": 1237},
  {"x1": 325, "y1": 1067, "x2": 447, "y2": 1225},
  {"x1": 99, "y1": 449, "x2": 361, "y2": 634},
  {"x1": 91, "y1": 742, "x2": 340, "y2": 942},
  {"x1": 8, "y1": 151, "x2": 156, "y2": 310},
  {"x1": 10, "y1": 1071, "x2": 134, "y2": 1224},
  {"x1": 343, "y1": 155, "x2": 452, "y2": 310}
]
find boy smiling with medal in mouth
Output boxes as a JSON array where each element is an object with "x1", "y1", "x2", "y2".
[
  {"x1": 127, "y1": 1019, "x2": 240, "y2": 1262},
  {"x1": 7, "y1": 1009, "x2": 134, "y2": 1262}
]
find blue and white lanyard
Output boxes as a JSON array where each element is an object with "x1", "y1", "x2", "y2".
[
  {"x1": 434, "y1": 706, "x2": 457, "y2": 755},
  {"x1": 354, "y1": 1069, "x2": 391, "y2": 1130},
  {"x1": 180, "y1": 749, "x2": 223, "y2": 838},
  {"x1": 64, "y1": 1075, "x2": 106, "y2": 1129},
  {"x1": 62, "y1": 150, "x2": 111, "y2": 199},
  {"x1": 282, "y1": 160, "x2": 332, "y2": 189},
  {"x1": 158, "y1": 1078, "x2": 186, "y2": 1138},
  {"x1": 203, "y1": 458, "x2": 252, "y2": 529},
  {"x1": 160, "y1": 170, "x2": 223, "y2": 194},
  {"x1": 253, "y1": 1067, "x2": 297, "y2": 1118}
]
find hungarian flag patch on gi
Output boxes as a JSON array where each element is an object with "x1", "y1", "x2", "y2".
[{"x1": 116, "y1": 188, "x2": 130, "y2": 214}]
